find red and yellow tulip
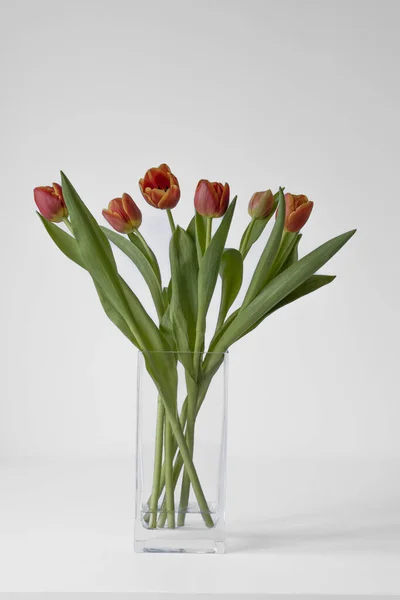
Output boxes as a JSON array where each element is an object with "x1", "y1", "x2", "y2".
[
  {"x1": 194, "y1": 180, "x2": 230, "y2": 218},
  {"x1": 283, "y1": 193, "x2": 314, "y2": 232},
  {"x1": 102, "y1": 193, "x2": 142, "y2": 233},
  {"x1": 34, "y1": 183, "x2": 68, "y2": 222},
  {"x1": 139, "y1": 164, "x2": 180, "y2": 210}
]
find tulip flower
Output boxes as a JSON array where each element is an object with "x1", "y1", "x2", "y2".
[
  {"x1": 282, "y1": 193, "x2": 314, "y2": 232},
  {"x1": 139, "y1": 163, "x2": 180, "y2": 210},
  {"x1": 248, "y1": 190, "x2": 274, "y2": 220},
  {"x1": 194, "y1": 180, "x2": 230, "y2": 218},
  {"x1": 34, "y1": 183, "x2": 68, "y2": 223},
  {"x1": 102, "y1": 193, "x2": 142, "y2": 233}
]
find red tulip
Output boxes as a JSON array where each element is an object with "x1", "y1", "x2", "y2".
[
  {"x1": 102, "y1": 193, "x2": 142, "y2": 233},
  {"x1": 139, "y1": 163, "x2": 180, "y2": 209},
  {"x1": 248, "y1": 190, "x2": 274, "y2": 219},
  {"x1": 282, "y1": 193, "x2": 314, "y2": 232},
  {"x1": 194, "y1": 180, "x2": 230, "y2": 218},
  {"x1": 34, "y1": 183, "x2": 68, "y2": 223}
]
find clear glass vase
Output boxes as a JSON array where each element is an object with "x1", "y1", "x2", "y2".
[{"x1": 134, "y1": 351, "x2": 228, "y2": 554}]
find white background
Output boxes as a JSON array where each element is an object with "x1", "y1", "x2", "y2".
[{"x1": 1, "y1": 0, "x2": 399, "y2": 461}]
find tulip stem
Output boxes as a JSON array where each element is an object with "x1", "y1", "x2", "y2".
[
  {"x1": 143, "y1": 399, "x2": 188, "y2": 525},
  {"x1": 177, "y1": 372, "x2": 197, "y2": 526},
  {"x1": 166, "y1": 209, "x2": 176, "y2": 234},
  {"x1": 165, "y1": 416, "x2": 176, "y2": 528},
  {"x1": 239, "y1": 218, "x2": 255, "y2": 257},
  {"x1": 148, "y1": 395, "x2": 165, "y2": 529},
  {"x1": 63, "y1": 217, "x2": 74, "y2": 235},
  {"x1": 205, "y1": 218, "x2": 212, "y2": 250}
]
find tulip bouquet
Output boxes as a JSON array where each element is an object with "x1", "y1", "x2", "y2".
[{"x1": 34, "y1": 164, "x2": 355, "y2": 531}]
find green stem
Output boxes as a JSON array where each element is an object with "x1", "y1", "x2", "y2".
[
  {"x1": 63, "y1": 217, "x2": 74, "y2": 235},
  {"x1": 135, "y1": 230, "x2": 154, "y2": 262},
  {"x1": 157, "y1": 371, "x2": 216, "y2": 528},
  {"x1": 177, "y1": 374, "x2": 197, "y2": 526},
  {"x1": 205, "y1": 218, "x2": 212, "y2": 249},
  {"x1": 164, "y1": 403, "x2": 213, "y2": 528},
  {"x1": 147, "y1": 396, "x2": 165, "y2": 528},
  {"x1": 164, "y1": 416, "x2": 175, "y2": 528},
  {"x1": 166, "y1": 209, "x2": 176, "y2": 234},
  {"x1": 240, "y1": 218, "x2": 256, "y2": 257},
  {"x1": 143, "y1": 399, "x2": 188, "y2": 524}
]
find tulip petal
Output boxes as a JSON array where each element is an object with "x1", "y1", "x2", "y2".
[
  {"x1": 122, "y1": 193, "x2": 142, "y2": 227},
  {"x1": 102, "y1": 209, "x2": 131, "y2": 234},
  {"x1": 287, "y1": 201, "x2": 314, "y2": 233},
  {"x1": 217, "y1": 183, "x2": 230, "y2": 217},
  {"x1": 194, "y1": 180, "x2": 219, "y2": 217},
  {"x1": 158, "y1": 185, "x2": 180, "y2": 209},
  {"x1": 34, "y1": 186, "x2": 67, "y2": 222}
]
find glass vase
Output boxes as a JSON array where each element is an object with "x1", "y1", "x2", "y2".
[{"x1": 134, "y1": 351, "x2": 228, "y2": 554}]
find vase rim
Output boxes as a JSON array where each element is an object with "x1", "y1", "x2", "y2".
[{"x1": 138, "y1": 350, "x2": 229, "y2": 355}]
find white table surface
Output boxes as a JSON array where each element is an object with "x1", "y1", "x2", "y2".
[{"x1": 0, "y1": 457, "x2": 399, "y2": 598}]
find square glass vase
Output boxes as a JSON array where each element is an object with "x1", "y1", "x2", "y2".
[{"x1": 134, "y1": 351, "x2": 228, "y2": 554}]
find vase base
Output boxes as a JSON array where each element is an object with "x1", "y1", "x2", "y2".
[{"x1": 134, "y1": 538, "x2": 225, "y2": 554}]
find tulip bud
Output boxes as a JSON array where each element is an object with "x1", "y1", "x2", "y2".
[
  {"x1": 282, "y1": 193, "x2": 314, "y2": 232},
  {"x1": 194, "y1": 180, "x2": 230, "y2": 218},
  {"x1": 248, "y1": 190, "x2": 274, "y2": 219},
  {"x1": 102, "y1": 193, "x2": 142, "y2": 233},
  {"x1": 139, "y1": 163, "x2": 180, "y2": 209},
  {"x1": 34, "y1": 183, "x2": 68, "y2": 223}
]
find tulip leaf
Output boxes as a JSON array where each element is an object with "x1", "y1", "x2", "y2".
[
  {"x1": 205, "y1": 229, "x2": 356, "y2": 374},
  {"x1": 241, "y1": 188, "x2": 286, "y2": 309},
  {"x1": 240, "y1": 193, "x2": 279, "y2": 258},
  {"x1": 240, "y1": 274, "x2": 336, "y2": 339},
  {"x1": 265, "y1": 231, "x2": 299, "y2": 281},
  {"x1": 60, "y1": 172, "x2": 177, "y2": 409},
  {"x1": 216, "y1": 249, "x2": 243, "y2": 331},
  {"x1": 37, "y1": 212, "x2": 85, "y2": 269},
  {"x1": 279, "y1": 234, "x2": 301, "y2": 272},
  {"x1": 94, "y1": 281, "x2": 139, "y2": 345},
  {"x1": 37, "y1": 213, "x2": 138, "y2": 345},
  {"x1": 169, "y1": 226, "x2": 199, "y2": 374},
  {"x1": 128, "y1": 231, "x2": 162, "y2": 284},
  {"x1": 102, "y1": 226, "x2": 164, "y2": 321},
  {"x1": 207, "y1": 308, "x2": 239, "y2": 355},
  {"x1": 196, "y1": 198, "x2": 237, "y2": 348},
  {"x1": 186, "y1": 216, "x2": 196, "y2": 243},
  {"x1": 195, "y1": 212, "x2": 207, "y2": 264},
  {"x1": 160, "y1": 306, "x2": 176, "y2": 351}
]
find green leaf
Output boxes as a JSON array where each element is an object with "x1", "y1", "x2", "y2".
[
  {"x1": 265, "y1": 231, "x2": 299, "y2": 281},
  {"x1": 216, "y1": 248, "x2": 243, "y2": 330},
  {"x1": 208, "y1": 308, "x2": 239, "y2": 354},
  {"x1": 37, "y1": 212, "x2": 85, "y2": 269},
  {"x1": 186, "y1": 216, "x2": 196, "y2": 243},
  {"x1": 128, "y1": 232, "x2": 162, "y2": 284},
  {"x1": 195, "y1": 212, "x2": 207, "y2": 264},
  {"x1": 37, "y1": 213, "x2": 138, "y2": 345},
  {"x1": 60, "y1": 172, "x2": 177, "y2": 408},
  {"x1": 169, "y1": 226, "x2": 199, "y2": 374},
  {"x1": 241, "y1": 188, "x2": 286, "y2": 309},
  {"x1": 196, "y1": 198, "x2": 237, "y2": 349},
  {"x1": 159, "y1": 305, "x2": 176, "y2": 351},
  {"x1": 61, "y1": 172, "x2": 132, "y2": 321},
  {"x1": 279, "y1": 233, "x2": 301, "y2": 272},
  {"x1": 240, "y1": 274, "x2": 336, "y2": 339},
  {"x1": 102, "y1": 226, "x2": 164, "y2": 321},
  {"x1": 162, "y1": 286, "x2": 169, "y2": 308},
  {"x1": 205, "y1": 229, "x2": 356, "y2": 373},
  {"x1": 93, "y1": 281, "x2": 138, "y2": 345}
]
